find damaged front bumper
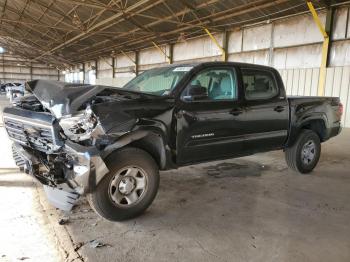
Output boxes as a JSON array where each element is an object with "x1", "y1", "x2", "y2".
[{"x1": 12, "y1": 141, "x2": 109, "y2": 211}]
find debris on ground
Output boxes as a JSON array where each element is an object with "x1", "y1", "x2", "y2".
[
  {"x1": 58, "y1": 217, "x2": 69, "y2": 225},
  {"x1": 88, "y1": 240, "x2": 108, "y2": 248},
  {"x1": 17, "y1": 257, "x2": 30, "y2": 260}
]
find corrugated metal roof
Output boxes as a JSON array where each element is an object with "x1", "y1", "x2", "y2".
[{"x1": 0, "y1": 0, "x2": 347, "y2": 67}]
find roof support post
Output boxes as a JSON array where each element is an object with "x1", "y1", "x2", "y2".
[
  {"x1": 135, "y1": 51, "x2": 139, "y2": 76},
  {"x1": 95, "y1": 60, "x2": 98, "y2": 80},
  {"x1": 222, "y1": 30, "x2": 229, "y2": 62},
  {"x1": 152, "y1": 41, "x2": 171, "y2": 64},
  {"x1": 306, "y1": 0, "x2": 333, "y2": 96},
  {"x1": 30, "y1": 62, "x2": 33, "y2": 80},
  {"x1": 112, "y1": 57, "x2": 115, "y2": 78},
  {"x1": 269, "y1": 23, "x2": 275, "y2": 66},
  {"x1": 82, "y1": 63, "x2": 85, "y2": 83},
  {"x1": 169, "y1": 43, "x2": 173, "y2": 64},
  {"x1": 204, "y1": 27, "x2": 226, "y2": 62}
]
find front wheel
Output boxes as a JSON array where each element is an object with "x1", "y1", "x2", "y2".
[
  {"x1": 285, "y1": 130, "x2": 321, "y2": 174},
  {"x1": 87, "y1": 147, "x2": 159, "y2": 221}
]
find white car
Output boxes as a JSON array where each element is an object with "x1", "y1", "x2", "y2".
[{"x1": 4, "y1": 83, "x2": 25, "y2": 100}]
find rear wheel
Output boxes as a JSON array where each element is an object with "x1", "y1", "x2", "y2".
[
  {"x1": 285, "y1": 130, "x2": 321, "y2": 174},
  {"x1": 87, "y1": 147, "x2": 159, "y2": 221}
]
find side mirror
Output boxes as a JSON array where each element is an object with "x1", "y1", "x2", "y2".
[{"x1": 183, "y1": 85, "x2": 208, "y2": 101}]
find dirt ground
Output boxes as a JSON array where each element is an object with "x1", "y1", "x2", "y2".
[{"x1": 1, "y1": 94, "x2": 350, "y2": 262}]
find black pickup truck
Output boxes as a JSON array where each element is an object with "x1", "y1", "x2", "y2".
[{"x1": 3, "y1": 62, "x2": 342, "y2": 221}]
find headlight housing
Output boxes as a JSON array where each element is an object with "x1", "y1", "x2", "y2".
[{"x1": 59, "y1": 106, "x2": 98, "y2": 142}]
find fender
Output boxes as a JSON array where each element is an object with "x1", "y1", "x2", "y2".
[
  {"x1": 102, "y1": 130, "x2": 149, "y2": 158},
  {"x1": 286, "y1": 112, "x2": 328, "y2": 147},
  {"x1": 101, "y1": 122, "x2": 175, "y2": 170}
]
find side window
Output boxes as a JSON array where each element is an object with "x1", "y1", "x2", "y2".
[
  {"x1": 242, "y1": 69, "x2": 279, "y2": 100},
  {"x1": 181, "y1": 68, "x2": 237, "y2": 101}
]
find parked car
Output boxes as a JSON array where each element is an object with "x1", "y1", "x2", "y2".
[
  {"x1": 3, "y1": 82, "x2": 25, "y2": 100},
  {"x1": 3, "y1": 62, "x2": 342, "y2": 221},
  {"x1": 0, "y1": 83, "x2": 6, "y2": 92}
]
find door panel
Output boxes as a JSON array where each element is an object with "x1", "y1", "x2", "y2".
[
  {"x1": 176, "y1": 102, "x2": 245, "y2": 164},
  {"x1": 175, "y1": 66, "x2": 245, "y2": 164},
  {"x1": 241, "y1": 68, "x2": 289, "y2": 153}
]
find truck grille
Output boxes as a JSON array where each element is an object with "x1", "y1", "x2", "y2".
[
  {"x1": 5, "y1": 118, "x2": 56, "y2": 152},
  {"x1": 3, "y1": 107, "x2": 62, "y2": 153}
]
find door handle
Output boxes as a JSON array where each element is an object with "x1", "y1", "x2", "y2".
[
  {"x1": 274, "y1": 106, "x2": 285, "y2": 113},
  {"x1": 230, "y1": 108, "x2": 243, "y2": 116}
]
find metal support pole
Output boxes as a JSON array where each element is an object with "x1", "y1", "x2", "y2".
[
  {"x1": 169, "y1": 44, "x2": 174, "y2": 64},
  {"x1": 95, "y1": 60, "x2": 98, "y2": 80},
  {"x1": 325, "y1": 7, "x2": 334, "y2": 67},
  {"x1": 82, "y1": 63, "x2": 85, "y2": 83},
  {"x1": 204, "y1": 28, "x2": 226, "y2": 62},
  {"x1": 306, "y1": 0, "x2": 333, "y2": 96},
  {"x1": 269, "y1": 23, "x2": 275, "y2": 66},
  {"x1": 222, "y1": 30, "x2": 229, "y2": 62},
  {"x1": 30, "y1": 62, "x2": 33, "y2": 80},
  {"x1": 135, "y1": 51, "x2": 139, "y2": 76},
  {"x1": 112, "y1": 57, "x2": 115, "y2": 78},
  {"x1": 152, "y1": 41, "x2": 171, "y2": 64}
]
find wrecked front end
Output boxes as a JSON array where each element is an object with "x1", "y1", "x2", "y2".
[{"x1": 3, "y1": 81, "x2": 111, "y2": 211}]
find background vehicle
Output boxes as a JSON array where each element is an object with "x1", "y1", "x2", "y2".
[
  {"x1": 3, "y1": 62, "x2": 342, "y2": 221},
  {"x1": 3, "y1": 82, "x2": 25, "y2": 100}
]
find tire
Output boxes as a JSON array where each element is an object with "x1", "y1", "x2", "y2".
[
  {"x1": 285, "y1": 130, "x2": 321, "y2": 174},
  {"x1": 87, "y1": 147, "x2": 159, "y2": 221}
]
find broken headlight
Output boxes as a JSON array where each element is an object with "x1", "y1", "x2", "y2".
[{"x1": 59, "y1": 106, "x2": 98, "y2": 142}]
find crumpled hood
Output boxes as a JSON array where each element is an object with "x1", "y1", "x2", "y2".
[{"x1": 26, "y1": 80, "x2": 105, "y2": 118}]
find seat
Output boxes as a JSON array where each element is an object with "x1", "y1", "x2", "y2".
[{"x1": 212, "y1": 75, "x2": 234, "y2": 100}]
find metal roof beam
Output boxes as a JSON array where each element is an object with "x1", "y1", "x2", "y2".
[{"x1": 30, "y1": 0, "x2": 155, "y2": 62}]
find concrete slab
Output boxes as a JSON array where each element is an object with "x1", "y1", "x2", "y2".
[
  {"x1": 53, "y1": 129, "x2": 350, "y2": 262},
  {"x1": 1, "y1": 94, "x2": 349, "y2": 262}
]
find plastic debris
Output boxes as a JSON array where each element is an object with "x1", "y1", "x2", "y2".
[{"x1": 89, "y1": 240, "x2": 106, "y2": 248}]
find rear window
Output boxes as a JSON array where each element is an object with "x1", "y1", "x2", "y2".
[{"x1": 242, "y1": 69, "x2": 278, "y2": 100}]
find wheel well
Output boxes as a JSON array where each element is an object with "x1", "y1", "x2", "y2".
[
  {"x1": 300, "y1": 120, "x2": 326, "y2": 142},
  {"x1": 128, "y1": 133, "x2": 166, "y2": 169}
]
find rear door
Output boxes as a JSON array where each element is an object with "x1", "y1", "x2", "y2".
[
  {"x1": 240, "y1": 68, "x2": 289, "y2": 153},
  {"x1": 175, "y1": 65, "x2": 245, "y2": 164}
]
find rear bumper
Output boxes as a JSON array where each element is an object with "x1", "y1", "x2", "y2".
[{"x1": 326, "y1": 124, "x2": 342, "y2": 141}]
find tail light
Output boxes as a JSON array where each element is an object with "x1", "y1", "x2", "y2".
[{"x1": 337, "y1": 102, "x2": 343, "y2": 119}]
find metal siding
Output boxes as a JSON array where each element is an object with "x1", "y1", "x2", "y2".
[
  {"x1": 332, "y1": 7, "x2": 348, "y2": 40},
  {"x1": 279, "y1": 67, "x2": 350, "y2": 127},
  {"x1": 311, "y1": 68, "x2": 319, "y2": 96},
  {"x1": 298, "y1": 69, "x2": 306, "y2": 95},
  {"x1": 286, "y1": 69, "x2": 293, "y2": 95},
  {"x1": 292, "y1": 69, "x2": 300, "y2": 95},
  {"x1": 227, "y1": 30, "x2": 243, "y2": 54},
  {"x1": 332, "y1": 67, "x2": 343, "y2": 97},
  {"x1": 325, "y1": 68, "x2": 335, "y2": 97},
  {"x1": 274, "y1": 13, "x2": 326, "y2": 48},
  {"x1": 304, "y1": 68, "x2": 313, "y2": 96},
  {"x1": 242, "y1": 24, "x2": 271, "y2": 51},
  {"x1": 339, "y1": 67, "x2": 350, "y2": 124}
]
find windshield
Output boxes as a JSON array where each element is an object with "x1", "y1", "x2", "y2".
[{"x1": 122, "y1": 66, "x2": 192, "y2": 96}]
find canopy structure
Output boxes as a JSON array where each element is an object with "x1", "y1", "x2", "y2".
[{"x1": 0, "y1": 0, "x2": 346, "y2": 67}]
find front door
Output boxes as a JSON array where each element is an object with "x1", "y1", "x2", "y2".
[{"x1": 175, "y1": 66, "x2": 245, "y2": 165}]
